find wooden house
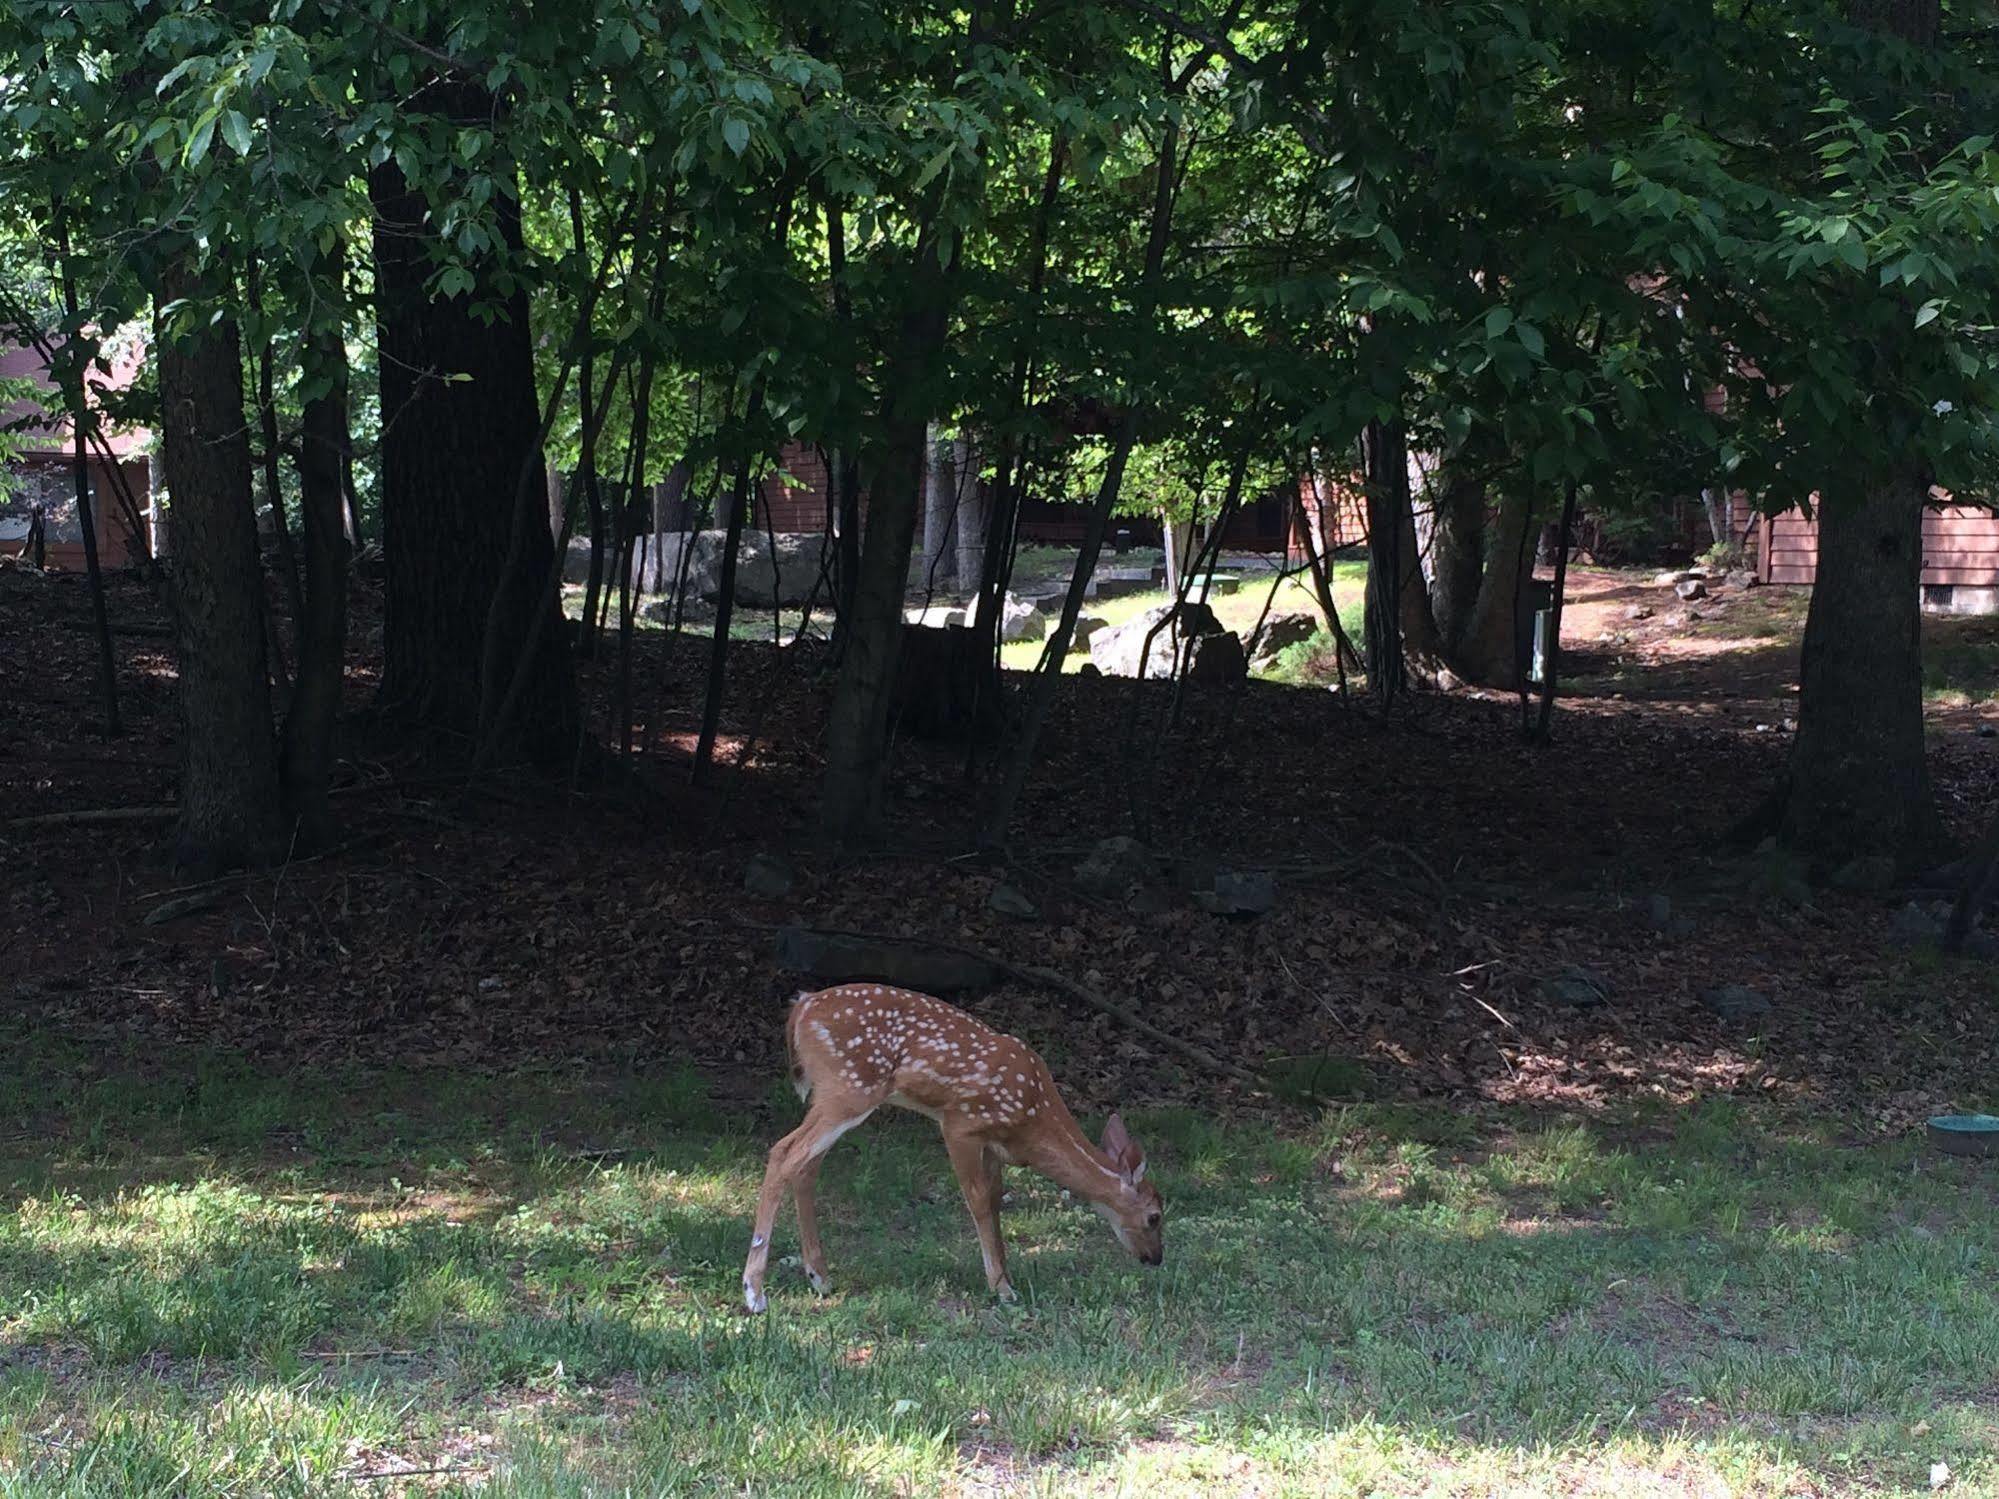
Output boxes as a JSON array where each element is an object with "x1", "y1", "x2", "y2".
[
  {"x1": 1759, "y1": 495, "x2": 1999, "y2": 611},
  {"x1": 0, "y1": 338, "x2": 157, "y2": 569}
]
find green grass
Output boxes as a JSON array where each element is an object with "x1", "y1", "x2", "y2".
[
  {"x1": 5, "y1": 1044, "x2": 1999, "y2": 1495},
  {"x1": 1922, "y1": 620, "x2": 1999, "y2": 707}
]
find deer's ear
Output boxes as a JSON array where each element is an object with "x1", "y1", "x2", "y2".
[{"x1": 1103, "y1": 1113, "x2": 1146, "y2": 1180}]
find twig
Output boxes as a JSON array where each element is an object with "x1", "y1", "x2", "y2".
[{"x1": 7, "y1": 805, "x2": 174, "y2": 828}]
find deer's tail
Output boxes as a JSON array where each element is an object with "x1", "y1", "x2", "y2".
[{"x1": 785, "y1": 990, "x2": 814, "y2": 1101}]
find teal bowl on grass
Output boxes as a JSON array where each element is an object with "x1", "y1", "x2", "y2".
[{"x1": 1928, "y1": 1115, "x2": 1999, "y2": 1157}]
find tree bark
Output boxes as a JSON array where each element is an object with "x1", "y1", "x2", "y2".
[
  {"x1": 821, "y1": 240, "x2": 954, "y2": 843},
  {"x1": 1427, "y1": 467, "x2": 1485, "y2": 653},
  {"x1": 55, "y1": 225, "x2": 121, "y2": 735},
  {"x1": 1780, "y1": 470, "x2": 1944, "y2": 868},
  {"x1": 368, "y1": 85, "x2": 575, "y2": 763},
  {"x1": 922, "y1": 422, "x2": 957, "y2": 588},
  {"x1": 156, "y1": 256, "x2": 284, "y2": 870},
  {"x1": 1451, "y1": 489, "x2": 1535, "y2": 689},
  {"x1": 280, "y1": 314, "x2": 350, "y2": 848}
]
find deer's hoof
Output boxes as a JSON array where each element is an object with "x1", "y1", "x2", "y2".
[
  {"x1": 743, "y1": 1280, "x2": 768, "y2": 1314},
  {"x1": 806, "y1": 1267, "x2": 831, "y2": 1295},
  {"x1": 994, "y1": 1281, "x2": 1018, "y2": 1305}
]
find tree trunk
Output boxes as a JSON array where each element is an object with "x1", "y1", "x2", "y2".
[
  {"x1": 1362, "y1": 418, "x2": 1444, "y2": 697},
  {"x1": 821, "y1": 244, "x2": 954, "y2": 843},
  {"x1": 953, "y1": 436, "x2": 985, "y2": 587},
  {"x1": 156, "y1": 257, "x2": 284, "y2": 870},
  {"x1": 1428, "y1": 468, "x2": 1485, "y2": 653},
  {"x1": 1451, "y1": 489, "x2": 1534, "y2": 689},
  {"x1": 280, "y1": 317, "x2": 349, "y2": 847},
  {"x1": 922, "y1": 423, "x2": 957, "y2": 589},
  {"x1": 369, "y1": 88, "x2": 575, "y2": 763},
  {"x1": 55, "y1": 227, "x2": 121, "y2": 735},
  {"x1": 1779, "y1": 469, "x2": 1944, "y2": 869}
]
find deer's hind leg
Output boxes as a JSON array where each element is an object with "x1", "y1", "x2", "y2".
[{"x1": 743, "y1": 1097, "x2": 875, "y2": 1313}]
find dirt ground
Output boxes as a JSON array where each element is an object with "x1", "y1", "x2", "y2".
[{"x1": 6, "y1": 558, "x2": 1999, "y2": 1129}]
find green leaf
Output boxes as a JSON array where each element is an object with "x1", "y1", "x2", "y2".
[
  {"x1": 184, "y1": 114, "x2": 217, "y2": 167},
  {"x1": 1484, "y1": 307, "x2": 1513, "y2": 338},
  {"x1": 722, "y1": 117, "x2": 750, "y2": 156},
  {"x1": 1915, "y1": 301, "x2": 1941, "y2": 329},
  {"x1": 1515, "y1": 322, "x2": 1546, "y2": 360},
  {"x1": 220, "y1": 110, "x2": 252, "y2": 157}
]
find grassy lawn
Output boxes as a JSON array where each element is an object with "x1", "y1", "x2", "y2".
[{"x1": 5, "y1": 1042, "x2": 1998, "y2": 1495}]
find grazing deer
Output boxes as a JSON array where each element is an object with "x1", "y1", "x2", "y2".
[{"x1": 742, "y1": 983, "x2": 1163, "y2": 1312}]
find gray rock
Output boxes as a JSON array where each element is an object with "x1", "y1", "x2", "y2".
[
  {"x1": 1089, "y1": 602, "x2": 1224, "y2": 679},
  {"x1": 1193, "y1": 868, "x2": 1278, "y2": 918},
  {"x1": 1891, "y1": 901, "x2": 1945, "y2": 947},
  {"x1": 1699, "y1": 984, "x2": 1772, "y2": 1022},
  {"x1": 1654, "y1": 569, "x2": 1699, "y2": 587},
  {"x1": 1830, "y1": 854, "x2": 1897, "y2": 893},
  {"x1": 1725, "y1": 569, "x2": 1760, "y2": 589},
  {"x1": 987, "y1": 882, "x2": 1040, "y2": 920},
  {"x1": 744, "y1": 854, "x2": 796, "y2": 899},
  {"x1": 1074, "y1": 835, "x2": 1159, "y2": 899},
  {"x1": 1126, "y1": 887, "x2": 1175, "y2": 916},
  {"x1": 1001, "y1": 592, "x2": 1046, "y2": 643},
  {"x1": 1623, "y1": 604, "x2": 1655, "y2": 622},
  {"x1": 773, "y1": 926, "x2": 997, "y2": 995},
  {"x1": 1538, "y1": 965, "x2": 1613, "y2": 1009},
  {"x1": 1675, "y1": 579, "x2": 1708, "y2": 601},
  {"x1": 1251, "y1": 612, "x2": 1319, "y2": 665},
  {"x1": 638, "y1": 531, "x2": 830, "y2": 607},
  {"x1": 1072, "y1": 615, "x2": 1110, "y2": 649},
  {"x1": 1185, "y1": 629, "x2": 1247, "y2": 685}
]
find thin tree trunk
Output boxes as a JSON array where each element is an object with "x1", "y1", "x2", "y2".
[
  {"x1": 694, "y1": 422, "x2": 761, "y2": 782},
  {"x1": 280, "y1": 301, "x2": 350, "y2": 847},
  {"x1": 248, "y1": 255, "x2": 305, "y2": 636},
  {"x1": 1427, "y1": 467, "x2": 1485, "y2": 653},
  {"x1": 156, "y1": 256, "x2": 283, "y2": 870},
  {"x1": 981, "y1": 120, "x2": 1179, "y2": 848},
  {"x1": 56, "y1": 221, "x2": 121, "y2": 734},
  {"x1": 1531, "y1": 475, "x2": 1581, "y2": 741}
]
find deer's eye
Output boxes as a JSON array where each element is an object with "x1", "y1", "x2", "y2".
[{"x1": 1146, "y1": 1211, "x2": 1162, "y2": 1228}]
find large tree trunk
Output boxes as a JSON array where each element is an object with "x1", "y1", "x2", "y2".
[
  {"x1": 156, "y1": 258, "x2": 284, "y2": 870},
  {"x1": 1363, "y1": 418, "x2": 1448, "y2": 696},
  {"x1": 821, "y1": 247, "x2": 954, "y2": 843},
  {"x1": 1779, "y1": 470, "x2": 1944, "y2": 868},
  {"x1": 921, "y1": 423, "x2": 957, "y2": 588},
  {"x1": 1427, "y1": 468, "x2": 1485, "y2": 653},
  {"x1": 280, "y1": 316, "x2": 350, "y2": 848},
  {"x1": 1451, "y1": 489, "x2": 1535, "y2": 689},
  {"x1": 369, "y1": 85, "x2": 575, "y2": 763}
]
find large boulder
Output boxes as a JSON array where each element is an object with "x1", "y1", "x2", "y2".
[
  {"x1": 1001, "y1": 592, "x2": 1047, "y2": 643},
  {"x1": 635, "y1": 531, "x2": 830, "y2": 607},
  {"x1": 1185, "y1": 629, "x2": 1247, "y2": 684},
  {"x1": 1088, "y1": 602, "x2": 1223, "y2": 679},
  {"x1": 1250, "y1": 611, "x2": 1319, "y2": 667},
  {"x1": 734, "y1": 531, "x2": 832, "y2": 607}
]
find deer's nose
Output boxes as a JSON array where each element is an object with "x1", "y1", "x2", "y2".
[{"x1": 1144, "y1": 1249, "x2": 1163, "y2": 1266}]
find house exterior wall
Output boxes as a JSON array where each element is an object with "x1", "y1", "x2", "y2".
[
  {"x1": 0, "y1": 337, "x2": 156, "y2": 569},
  {"x1": 1759, "y1": 495, "x2": 1999, "y2": 591}
]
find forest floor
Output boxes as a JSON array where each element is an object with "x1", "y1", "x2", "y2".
[{"x1": 7, "y1": 556, "x2": 1999, "y2": 1494}]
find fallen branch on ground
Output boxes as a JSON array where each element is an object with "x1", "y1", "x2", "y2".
[{"x1": 6, "y1": 805, "x2": 175, "y2": 827}]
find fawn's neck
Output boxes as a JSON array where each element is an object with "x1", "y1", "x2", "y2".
[{"x1": 1022, "y1": 1100, "x2": 1126, "y2": 1205}]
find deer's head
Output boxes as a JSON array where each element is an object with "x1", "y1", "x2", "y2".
[{"x1": 1094, "y1": 1113, "x2": 1163, "y2": 1265}]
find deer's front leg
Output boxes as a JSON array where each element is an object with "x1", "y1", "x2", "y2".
[{"x1": 944, "y1": 1129, "x2": 1014, "y2": 1302}]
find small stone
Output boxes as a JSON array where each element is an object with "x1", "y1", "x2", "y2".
[
  {"x1": 1184, "y1": 629, "x2": 1247, "y2": 685},
  {"x1": 1001, "y1": 592, "x2": 1046, "y2": 643},
  {"x1": 1074, "y1": 836, "x2": 1158, "y2": 899},
  {"x1": 1192, "y1": 868, "x2": 1278, "y2": 918},
  {"x1": 1623, "y1": 604, "x2": 1655, "y2": 622},
  {"x1": 1072, "y1": 615, "x2": 1110, "y2": 648},
  {"x1": 1978, "y1": 723, "x2": 1997, "y2": 739},
  {"x1": 1539, "y1": 965, "x2": 1613, "y2": 1009},
  {"x1": 1675, "y1": 579, "x2": 1708, "y2": 601},
  {"x1": 1699, "y1": 984, "x2": 1771, "y2": 1022},
  {"x1": 987, "y1": 882, "x2": 1040, "y2": 920},
  {"x1": 744, "y1": 854, "x2": 796, "y2": 899}
]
